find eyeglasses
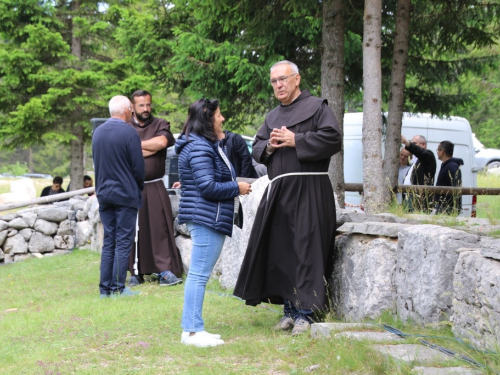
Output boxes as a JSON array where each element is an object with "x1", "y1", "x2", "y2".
[{"x1": 270, "y1": 73, "x2": 297, "y2": 86}]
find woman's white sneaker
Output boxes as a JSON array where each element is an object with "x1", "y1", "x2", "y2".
[
  {"x1": 181, "y1": 331, "x2": 225, "y2": 347},
  {"x1": 181, "y1": 331, "x2": 221, "y2": 340},
  {"x1": 201, "y1": 330, "x2": 221, "y2": 339}
]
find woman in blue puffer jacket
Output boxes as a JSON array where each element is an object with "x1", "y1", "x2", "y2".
[{"x1": 175, "y1": 98, "x2": 252, "y2": 348}]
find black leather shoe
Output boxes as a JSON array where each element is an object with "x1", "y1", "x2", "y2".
[{"x1": 128, "y1": 275, "x2": 144, "y2": 286}]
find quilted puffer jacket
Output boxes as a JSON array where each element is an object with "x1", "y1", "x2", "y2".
[{"x1": 175, "y1": 132, "x2": 240, "y2": 236}]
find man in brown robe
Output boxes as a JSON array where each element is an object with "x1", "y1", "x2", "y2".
[
  {"x1": 234, "y1": 61, "x2": 342, "y2": 335},
  {"x1": 127, "y1": 90, "x2": 183, "y2": 286}
]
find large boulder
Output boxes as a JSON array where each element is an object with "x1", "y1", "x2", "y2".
[
  {"x1": 34, "y1": 219, "x2": 58, "y2": 236},
  {"x1": 218, "y1": 175, "x2": 269, "y2": 289},
  {"x1": 451, "y1": 249, "x2": 500, "y2": 350},
  {"x1": 57, "y1": 220, "x2": 73, "y2": 236},
  {"x1": 19, "y1": 212, "x2": 37, "y2": 228},
  {"x1": 7, "y1": 229, "x2": 18, "y2": 237},
  {"x1": 90, "y1": 221, "x2": 103, "y2": 253},
  {"x1": 87, "y1": 196, "x2": 103, "y2": 253},
  {"x1": 8, "y1": 217, "x2": 29, "y2": 230},
  {"x1": 28, "y1": 232, "x2": 55, "y2": 253},
  {"x1": 75, "y1": 209, "x2": 87, "y2": 222},
  {"x1": 19, "y1": 228, "x2": 33, "y2": 241},
  {"x1": 176, "y1": 235, "x2": 192, "y2": 274},
  {"x1": 3, "y1": 233, "x2": 28, "y2": 254},
  {"x1": 87, "y1": 196, "x2": 100, "y2": 224},
  {"x1": 76, "y1": 221, "x2": 92, "y2": 247},
  {"x1": 332, "y1": 233, "x2": 398, "y2": 320},
  {"x1": 37, "y1": 208, "x2": 69, "y2": 223},
  {"x1": 479, "y1": 237, "x2": 500, "y2": 261},
  {"x1": 54, "y1": 235, "x2": 75, "y2": 250},
  {"x1": 395, "y1": 225, "x2": 480, "y2": 324},
  {"x1": 69, "y1": 198, "x2": 86, "y2": 212},
  {"x1": 0, "y1": 220, "x2": 9, "y2": 231},
  {"x1": 0, "y1": 213, "x2": 17, "y2": 222},
  {"x1": 0, "y1": 230, "x2": 8, "y2": 247}
]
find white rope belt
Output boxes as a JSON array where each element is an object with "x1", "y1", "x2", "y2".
[
  {"x1": 144, "y1": 178, "x2": 163, "y2": 184},
  {"x1": 267, "y1": 172, "x2": 329, "y2": 200}
]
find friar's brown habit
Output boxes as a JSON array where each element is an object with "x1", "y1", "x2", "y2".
[
  {"x1": 233, "y1": 89, "x2": 342, "y2": 311},
  {"x1": 128, "y1": 116, "x2": 183, "y2": 277}
]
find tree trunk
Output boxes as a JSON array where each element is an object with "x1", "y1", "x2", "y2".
[
  {"x1": 362, "y1": 0, "x2": 387, "y2": 213},
  {"x1": 322, "y1": 0, "x2": 346, "y2": 208},
  {"x1": 69, "y1": 0, "x2": 84, "y2": 190},
  {"x1": 384, "y1": 0, "x2": 411, "y2": 201},
  {"x1": 28, "y1": 147, "x2": 33, "y2": 172}
]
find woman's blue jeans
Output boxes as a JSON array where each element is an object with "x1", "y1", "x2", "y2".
[{"x1": 181, "y1": 222, "x2": 226, "y2": 332}]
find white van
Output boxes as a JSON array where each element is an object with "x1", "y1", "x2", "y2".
[{"x1": 343, "y1": 113, "x2": 478, "y2": 217}]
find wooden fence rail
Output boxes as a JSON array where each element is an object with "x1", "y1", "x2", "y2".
[{"x1": 0, "y1": 187, "x2": 95, "y2": 212}]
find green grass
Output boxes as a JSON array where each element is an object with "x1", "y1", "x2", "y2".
[
  {"x1": 477, "y1": 172, "x2": 500, "y2": 222},
  {"x1": 1, "y1": 250, "x2": 498, "y2": 374}
]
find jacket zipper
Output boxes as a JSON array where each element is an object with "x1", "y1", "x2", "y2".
[{"x1": 216, "y1": 202, "x2": 220, "y2": 222}]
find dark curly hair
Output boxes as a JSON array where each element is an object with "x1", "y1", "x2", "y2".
[{"x1": 181, "y1": 98, "x2": 219, "y2": 143}]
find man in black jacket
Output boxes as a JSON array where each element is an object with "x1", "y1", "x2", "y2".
[
  {"x1": 220, "y1": 131, "x2": 258, "y2": 178},
  {"x1": 40, "y1": 176, "x2": 65, "y2": 197},
  {"x1": 435, "y1": 140, "x2": 463, "y2": 215},
  {"x1": 401, "y1": 134, "x2": 437, "y2": 212},
  {"x1": 92, "y1": 95, "x2": 145, "y2": 298}
]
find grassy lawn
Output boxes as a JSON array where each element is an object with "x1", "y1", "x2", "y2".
[
  {"x1": 477, "y1": 172, "x2": 500, "y2": 222},
  {"x1": 1, "y1": 250, "x2": 497, "y2": 374}
]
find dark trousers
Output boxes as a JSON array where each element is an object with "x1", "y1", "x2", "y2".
[{"x1": 99, "y1": 203, "x2": 137, "y2": 295}]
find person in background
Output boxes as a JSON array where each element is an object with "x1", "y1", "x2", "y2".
[
  {"x1": 176, "y1": 98, "x2": 251, "y2": 347},
  {"x1": 435, "y1": 140, "x2": 463, "y2": 215},
  {"x1": 66, "y1": 175, "x2": 94, "y2": 196},
  {"x1": 398, "y1": 147, "x2": 411, "y2": 184},
  {"x1": 92, "y1": 95, "x2": 145, "y2": 298},
  {"x1": 234, "y1": 60, "x2": 342, "y2": 336},
  {"x1": 40, "y1": 176, "x2": 65, "y2": 197},
  {"x1": 84, "y1": 175, "x2": 94, "y2": 196},
  {"x1": 219, "y1": 130, "x2": 258, "y2": 178},
  {"x1": 127, "y1": 90, "x2": 183, "y2": 287},
  {"x1": 401, "y1": 134, "x2": 437, "y2": 212},
  {"x1": 397, "y1": 147, "x2": 411, "y2": 204}
]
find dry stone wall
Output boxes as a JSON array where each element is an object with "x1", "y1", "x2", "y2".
[
  {"x1": 336, "y1": 221, "x2": 499, "y2": 350},
  {"x1": 0, "y1": 196, "x2": 93, "y2": 263}
]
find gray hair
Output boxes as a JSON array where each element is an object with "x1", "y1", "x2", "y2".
[
  {"x1": 109, "y1": 95, "x2": 131, "y2": 116},
  {"x1": 270, "y1": 60, "x2": 299, "y2": 74},
  {"x1": 414, "y1": 135, "x2": 427, "y2": 145}
]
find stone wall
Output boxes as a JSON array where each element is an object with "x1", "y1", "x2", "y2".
[
  {"x1": 335, "y1": 220, "x2": 499, "y2": 350},
  {"x1": 3, "y1": 177, "x2": 499, "y2": 351},
  {"x1": 0, "y1": 196, "x2": 93, "y2": 263}
]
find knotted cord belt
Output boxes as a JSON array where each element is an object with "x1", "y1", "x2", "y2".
[
  {"x1": 144, "y1": 178, "x2": 163, "y2": 184},
  {"x1": 267, "y1": 172, "x2": 329, "y2": 200}
]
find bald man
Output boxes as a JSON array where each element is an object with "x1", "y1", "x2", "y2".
[{"x1": 92, "y1": 95, "x2": 145, "y2": 298}]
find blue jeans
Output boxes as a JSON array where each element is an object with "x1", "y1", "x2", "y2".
[
  {"x1": 284, "y1": 299, "x2": 315, "y2": 323},
  {"x1": 181, "y1": 222, "x2": 226, "y2": 332},
  {"x1": 99, "y1": 203, "x2": 138, "y2": 295}
]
